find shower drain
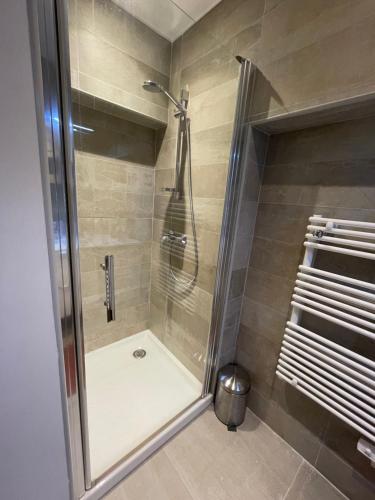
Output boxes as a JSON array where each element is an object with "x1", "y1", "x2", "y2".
[{"x1": 133, "y1": 348, "x2": 146, "y2": 359}]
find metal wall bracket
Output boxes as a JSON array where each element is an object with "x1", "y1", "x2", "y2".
[{"x1": 358, "y1": 438, "x2": 375, "y2": 467}]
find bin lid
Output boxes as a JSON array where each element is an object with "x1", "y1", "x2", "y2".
[{"x1": 218, "y1": 364, "x2": 250, "y2": 395}]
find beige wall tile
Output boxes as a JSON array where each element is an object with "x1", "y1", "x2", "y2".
[
  {"x1": 251, "y1": 1, "x2": 375, "y2": 119},
  {"x1": 70, "y1": 0, "x2": 171, "y2": 122},
  {"x1": 238, "y1": 116, "x2": 375, "y2": 496},
  {"x1": 188, "y1": 79, "x2": 238, "y2": 132},
  {"x1": 78, "y1": 72, "x2": 168, "y2": 124},
  {"x1": 79, "y1": 241, "x2": 151, "y2": 273},
  {"x1": 155, "y1": 168, "x2": 175, "y2": 194},
  {"x1": 78, "y1": 217, "x2": 152, "y2": 247},
  {"x1": 93, "y1": 0, "x2": 171, "y2": 76},
  {"x1": 190, "y1": 124, "x2": 232, "y2": 167},
  {"x1": 180, "y1": 0, "x2": 265, "y2": 68},
  {"x1": 189, "y1": 164, "x2": 228, "y2": 199},
  {"x1": 78, "y1": 30, "x2": 169, "y2": 108},
  {"x1": 180, "y1": 44, "x2": 239, "y2": 99},
  {"x1": 75, "y1": 151, "x2": 153, "y2": 352},
  {"x1": 155, "y1": 136, "x2": 177, "y2": 170}
]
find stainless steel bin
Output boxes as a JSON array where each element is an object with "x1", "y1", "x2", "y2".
[{"x1": 214, "y1": 363, "x2": 250, "y2": 431}]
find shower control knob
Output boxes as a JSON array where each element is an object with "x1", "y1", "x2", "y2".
[{"x1": 161, "y1": 230, "x2": 188, "y2": 247}]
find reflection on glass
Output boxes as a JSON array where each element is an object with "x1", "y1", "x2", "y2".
[{"x1": 68, "y1": 0, "x2": 236, "y2": 480}]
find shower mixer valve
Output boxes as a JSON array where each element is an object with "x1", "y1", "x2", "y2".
[{"x1": 161, "y1": 230, "x2": 187, "y2": 247}]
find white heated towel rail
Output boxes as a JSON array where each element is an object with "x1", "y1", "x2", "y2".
[{"x1": 276, "y1": 215, "x2": 375, "y2": 459}]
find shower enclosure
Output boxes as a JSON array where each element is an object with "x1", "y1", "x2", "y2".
[{"x1": 33, "y1": 0, "x2": 255, "y2": 497}]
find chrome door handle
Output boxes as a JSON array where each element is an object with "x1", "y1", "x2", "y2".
[{"x1": 101, "y1": 255, "x2": 115, "y2": 322}]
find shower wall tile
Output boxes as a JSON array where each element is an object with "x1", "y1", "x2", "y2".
[
  {"x1": 151, "y1": 232, "x2": 219, "y2": 295},
  {"x1": 188, "y1": 79, "x2": 238, "y2": 133},
  {"x1": 264, "y1": 0, "x2": 285, "y2": 13},
  {"x1": 74, "y1": 102, "x2": 156, "y2": 144},
  {"x1": 76, "y1": 150, "x2": 154, "y2": 352},
  {"x1": 78, "y1": 31, "x2": 169, "y2": 108},
  {"x1": 249, "y1": 0, "x2": 375, "y2": 120},
  {"x1": 180, "y1": 46, "x2": 238, "y2": 100},
  {"x1": 93, "y1": 0, "x2": 171, "y2": 77},
  {"x1": 244, "y1": 267, "x2": 294, "y2": 316},
  {"x1": 68, "y1": 0, "x2": 94, "y2": 35},
  {"x1": 78, "y1": 216, "x2": 152, "y2": 247},
  {"x1": 237, "y1": 115, "x2": 375, "y2": 498},
  {"x1": 240, "y1": 296, "x2": 286, "y2": 348},
  {"x1": 189, "y1": 124, "x2": 233, "y2": 167},
  {"x1": 74, "y1": 103, "x2": 156, "y2": 165},
  {"x1": 157, "y1": 124, "x2": 234, "y2": 171},
  {"x1": 149, "y1": 295, "x2": 167, "y2": 342},
  {"x1": 250, "y1": 236, "x2": 303, "y2": 280},
  {"x1": 155, "y1": 137, "x2": 177, "y2": 170},
  {"x1": 232, "y1": 22, "x2": 262, "y2": 59},
  {"x1": 154, "y1": 168, "x2": 175, "y2": 195},
  {"x1": 253, "y1": 203, "x2": 311, "y2": 244},
  {"x1": 150, "y1": 0, "x2": 267, "y2": 380},
  {"x1": 186, "y1": 164, "x2": 228, "y2": 199},
  {"x1": 164, "y1": 299, "x2": 210, "y2": 381},
  {"x1": 180, "y1": 0, "x2": 265, "y2": 68},
  {"x1": 69, "y1": 0, "x2": 171, "y2": 123},
  {"x1": 236, "y1": 325, "x2": 279, "y2": 398},
  {"x1": 153, "y1": 195, "x2": 224, "y2": 235},
  {"x1": 84, "y1": 319, "x2": 149, "y2": 352},
  {"x1": 260, "y1": 168, "x2": 375, "y2": 213},
  {"x1": 76, "y1": 0, "x2": 95, "y2": 31},
  {"x1": 79, "y1": 242, "x2": 151, "y2": 273},
  {"x1": 77, "y1": 73, "x2": 168, "y2": 124}
]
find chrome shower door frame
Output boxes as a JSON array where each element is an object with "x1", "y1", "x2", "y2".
[
  {"x1": 29, "y1": 0, "x2": 90, "y2": 496},
  {"x1": 202, "y1": 58, "x2": 256, "y2": 395}
]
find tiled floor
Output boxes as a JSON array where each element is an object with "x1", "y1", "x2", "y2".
[{"x1": 104, "y1": 407, "x2": 347, "y2": 500}]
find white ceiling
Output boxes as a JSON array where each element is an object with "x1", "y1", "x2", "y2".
[{"x1": 113, "y1": 0, "x2": 222, "y2": 42}]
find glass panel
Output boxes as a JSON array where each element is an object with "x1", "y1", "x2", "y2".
[{"x1": 67, "y1": 0, "x2": 240, "y2": 481}]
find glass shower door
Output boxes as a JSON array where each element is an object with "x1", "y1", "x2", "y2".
[{"x1": 68, "y1": 0, "x2": 206, "y2": 481}]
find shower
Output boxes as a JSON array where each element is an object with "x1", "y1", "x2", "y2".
[
  {"x1": 143, "y1": 79, "x2": 198, "y2": 288},
  {"x1": 143, "y1": 80, "x2": 186, "y2": 115}
]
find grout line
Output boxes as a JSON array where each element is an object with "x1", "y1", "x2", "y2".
[
  {"x1": 282, "y1": 460, "x2": 304, "y2": 500},
  {"x1": 245, "y1": 407, "x2": 350, "y2": 499},
  {"x1": 75, "y1": 70, "x2": 168, "y2": 114},
  {"x1": 314, "y1": 413, "x2": 332, "y2": 467},
  {"x1": 148, "y1": 161, "x2": 157, "y2": 324},
  {"x1": 252, "y1": 233, "x2": 302, "y2": 247},
  {"x1": 235, "y1": 133, "x2": 270, "y2": 356},
  {"x1": 256, "y1": 200, "x2": 375, "y2": 211},
  {"x1": 75, "y1": 151, "x2": 157, "y2": 172},
  {"x1": 310, "y1": 449, "x2": 351, "y2": 500},
  {"x1": 168, "y1": 0, "x2": 195, "y2": 23},
  {"x1": 241, "y1": 295, "x2": 288, "y2": 319},
  {"x1": 79, "y1": 1, "x2": 171, "y2": 79}
]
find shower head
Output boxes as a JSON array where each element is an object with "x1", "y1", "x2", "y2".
[
  {"x1": 142, "y1": 80, "x2": 163, "y2": 93},
  {"x1": 142, "y1": 80, "x2": 186, "y2": 114}
]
